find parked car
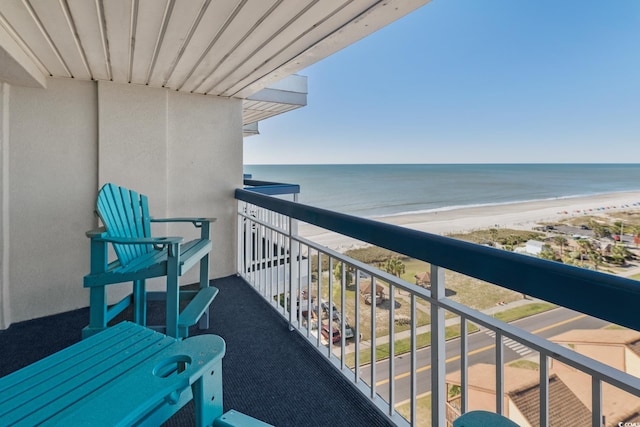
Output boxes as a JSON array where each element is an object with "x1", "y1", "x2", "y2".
[
  {"x1": 320, "y1": 300, "x2": 341, "y2": 321},
  {"x1": 580, "y1": 224, "x2": 590, "y2": 230},
  {"x1": 321, "y1": 324, "x2": 341, "y2": 343},
  {"x1": 343, "y1": 322, "x2": 355, "y2": 339},
  {"x1": 612, "y1": 234, "x2": 621, "y2": 241}
]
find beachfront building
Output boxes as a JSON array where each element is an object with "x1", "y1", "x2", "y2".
[{"x1": 2, "y1": 1, "x2": 640, "y2": 426}]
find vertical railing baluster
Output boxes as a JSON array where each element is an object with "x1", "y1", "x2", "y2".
[
  {"x1": 274, "y1": 230, "x2": 279, "y2": 310},
  {"x1": 496, "y1": 331, "x2": 504, "y2": 415},
  {"x1": 328, "y1": 257, "x2": 334, "y2": 358},
  {"x1": 431, "y1": 265, "x2": 446, "y2": 427},
  {"x1": 269, "y1": 227, "x2": 274, "y2": 303},
  {"x1": 257, "y1": 219, "x2": 263, "y2": 295},
  {"x1": 388, "y1": 284, "x2": 395, "y2": 415},
  {"x1": 237, "y1": 201, "x2": 243, "y2": 280},
  {"x1": 540, "y1": 353, "x2": 549, "y2": 427},
  {"x1": 340, "y1": 262, "x2": 346, "y2": 369},
  {"x1": 249, "y1": 209, "x2": 256, "y2": 285},
  {"x1": 370, "y1": 276, "x2": 377, "y2": 399},
  {"x1": 288, "y1": 212, "x2": 299, "y2": 331},
  {"x1": 306, "y1": 247, "x2": 312, "y2": 338},
  {"x1": 461, "y1": 315, "x2": 468, "y2": 415},
  {"x1": 317, "y1": 252, "x2": 322, "y2": 347},
  {"x1": 354, "y1": 270, "x2": 361, "y2": 384},
  {"x1": 410, "y1": 293, "x2": 417, "y2": 426}
]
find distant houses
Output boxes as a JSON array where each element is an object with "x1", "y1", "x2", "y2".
[
  {"x1": 521, "y1": 240, "x2": 545, "y2": 255},
  {"x1": 446, "y1": 329, "x2": 640, "y2": 426},
  {"x1": 446, "y1": 364, "x2": 590, "y2": 427}
]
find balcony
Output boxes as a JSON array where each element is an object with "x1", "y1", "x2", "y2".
[
  {"x1": 3, "y1": 179, "x2": 640, "y2": 426},
  {"x1": 235, "y1": 181, "x2": 640, "y2": 426}
]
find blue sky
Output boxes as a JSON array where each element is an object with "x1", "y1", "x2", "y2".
[{"x1": 244, "y1": 0, "x2": 640, "y2": 165}]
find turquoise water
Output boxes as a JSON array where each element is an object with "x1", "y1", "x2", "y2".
[{"x1": 243, "y1": 164, "x2": 640, "y2": 218}]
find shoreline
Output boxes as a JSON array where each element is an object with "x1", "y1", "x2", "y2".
[{"x1": 297, "y1": 190, "x2": 640, "y2": 252}]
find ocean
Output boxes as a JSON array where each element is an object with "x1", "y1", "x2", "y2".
[{"x1": 243, "y1": 164, "x2": 640, "y2": 218}]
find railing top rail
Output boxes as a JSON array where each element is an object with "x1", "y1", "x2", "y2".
[
  {"x1": 243, "y1": 179, "x2": 300, "y2": 196},
  {"x1": 235, "y1": 188, "x2": 640, "y2": 331}
]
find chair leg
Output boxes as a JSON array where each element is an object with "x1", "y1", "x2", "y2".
[
  {"x1": 133, "y1": 279, "x2": 146, "y2": 326},
  {"x1": 166, "y1": 244, "x2": 180, "y2": 338},
  {"x1": 198, "y1": 254, "x2": 211, "y2": 329}
]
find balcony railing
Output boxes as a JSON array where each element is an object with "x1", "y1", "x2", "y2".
[{"x1": 235, "y1": 186, "x2": 640, "y2": 427}]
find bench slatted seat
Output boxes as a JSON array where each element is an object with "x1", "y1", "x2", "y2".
[
  {"x1": 83, "y1": 183, "x2": 218, "y2": 339},
  {"x1": 0, "y1": 322, "x2": 272, "y2": 427}
]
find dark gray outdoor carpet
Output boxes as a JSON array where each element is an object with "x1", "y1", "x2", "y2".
[{"x1": 0, "y1": 275, "x2": 394, "y2": 427}]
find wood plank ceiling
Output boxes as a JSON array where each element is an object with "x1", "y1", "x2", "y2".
[{"x1": 0, "y1": 0, "x2": 430, "y2": 125}]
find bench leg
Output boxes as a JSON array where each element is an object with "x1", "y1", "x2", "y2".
[
  {"x1": 133, "y1": 279, "x2": 146, "y2": 326},
  {"x1": 198, "y1": 254, "x2": 210, "y2": 330},
  {"x1": 192, "y1": 358, "x2": 224, "y2": 427}
]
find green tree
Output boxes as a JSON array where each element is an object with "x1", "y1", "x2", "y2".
[
  {"x1": 381, "y1": 257, "x2": 406, "y2": 277},
  {"x1": 539, "y1": 245, "x2": 556, "y2": 261},
  {"x1": 553, "y1": 236, "x2": 568, "y2": 257},
  {"x1": 578, "y1": 240, "x2": 601, "y2": 270},
  {"x1": 333, "y1": 262, "x2": 353, "y2": 286},
  {"x1": 589, "y1": 221, "x2": 609, "y2": 238},
  {"x1": 610, "y1": 243, "x2": 632, "y2": 265},
  {"x1": 489, "y1": 228, "x2": 499, "y2": 245}
]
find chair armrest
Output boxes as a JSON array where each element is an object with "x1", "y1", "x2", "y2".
[
  {"x1": 86, "y1": 227, "x2": 107, "y2": 238},
  {"x1": 150, "y1": 217, "x2": 217, "y2": 226},
  {"x1": 94, "y1": 235, "x2": 184, "y2": 245}
]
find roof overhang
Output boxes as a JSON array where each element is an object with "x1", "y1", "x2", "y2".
[{"x1": 0, "y1": 0, "x2": 431, "y2": 124}]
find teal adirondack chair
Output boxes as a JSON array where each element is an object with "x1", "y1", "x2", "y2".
[{"x1": 83, "y1": 183, "x2": 218, "y2": 339}]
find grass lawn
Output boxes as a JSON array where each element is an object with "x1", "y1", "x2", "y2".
[
  {"x1": 396, "y1": 393, "x2": 431, "y2": 426},
  {"x1": 492, "y1": 302, "x2": 556, "y2": 322}
]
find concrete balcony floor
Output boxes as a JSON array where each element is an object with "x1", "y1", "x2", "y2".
[{"x1": 0, "y1": 275, "x2": 393, "y2": 427}]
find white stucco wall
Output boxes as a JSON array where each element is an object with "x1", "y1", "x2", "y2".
[
  {"x1": 8, "y1": 78, "x2": 98, "y2": 325},
  {"x1": 1, "y1": 78, "x2": 242, "y2": 328}
]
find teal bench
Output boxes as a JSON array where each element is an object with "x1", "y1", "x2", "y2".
[
  {"x1": 0, "y1": 322, "x2": 271, "y2": 426},
  {"x1": 84, "y1": 183, "x2": 218, "y2": 339}
]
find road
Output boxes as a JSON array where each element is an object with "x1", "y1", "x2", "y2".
[{"x1": 355, "y1": 307, "x2": 609, "y2": 404}]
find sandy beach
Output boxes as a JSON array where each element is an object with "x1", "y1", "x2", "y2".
[{"x1": 297, "y1": 191, "x2": 640, "y2": 252}]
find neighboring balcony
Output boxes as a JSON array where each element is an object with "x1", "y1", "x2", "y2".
[{"x1": 237, "y1": 180, "x2": 640, "y2": 427}]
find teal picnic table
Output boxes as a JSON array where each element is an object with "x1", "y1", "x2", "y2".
[{"x1": 0, "y1": 322, "x2": 231, "y2": 426}]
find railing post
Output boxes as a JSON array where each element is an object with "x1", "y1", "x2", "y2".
[{"x1": 431, "y1": 264, "x2": 446, "y2": 427}]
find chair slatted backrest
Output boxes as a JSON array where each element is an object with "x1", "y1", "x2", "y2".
[{"x1": 96, "y1": 183, "x2": 153, "y2": 266}]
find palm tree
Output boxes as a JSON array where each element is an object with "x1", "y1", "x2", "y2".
[
  {"x1": 553, "y1": 236, "x2": 568, "y2": 257},
  {"x1": 577, "y1": 239, "x2": 601, "y2": 270},
  {"x1": 382, "y1": 257, "x2": 406, "y2": 277}
]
